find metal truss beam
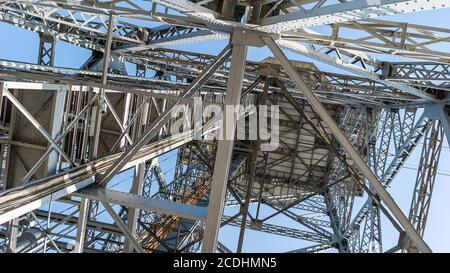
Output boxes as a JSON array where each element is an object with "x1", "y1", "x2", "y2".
[
  {"x1": 0, "y1": 131, "x2": 193, "y2": 225},
  {"x1": 0, "y1": 1, "x2": 150, "y2": 44},
  {"x1": 278, "y1": 40, "x2": 434, "y2": 100},
  {"x1": 282, "y1": 19, "x2": 450, "y2": 63},
  {"x1": 0, "y1": 1, "x2": 225, "y2": 51},
  {"x1": 2, "y1": 2, "x2": 446, "y2": 105},
  {"x1": 385, "y1": 62, "x2": 450, "y2": 82},
  {"x1": 343, "y1": 110, "x2": 428, "y2": 248},
  {"x1": 3, "y1": 1, "x2": 446, "y2": 95},
  {"x1": 74, "y1": 198, "x2": 89, "y2": 253},
  {"x1": 358, "y1": 200, "x2": 382, "y2": 253},
  {"x1": 223, "y1": 216, "x2": 331, "y2": 244},
  {"x1": 97, "y1": 44, "x2": 232, "y2": 187},
  {"x1": 117, "y1": 25, "x2": 219, "y2": 52},
  {"x1": 345, "y1": 107, "x2": 439, "y2": 252},
  {"x1": 287, "y1": 243, "x2": 333, "y2": 253},
  {"x1": 259, "y1": 0, "x2": 450, "y2": 32},
  {"x1": 0, "y1": 56, "x2": 422, "y2": 106},
  {"x1": 264, "y1": 36, "x2": 431, "y2": 253},
  {"x1": 355, "y1": 107, "x2": 383, "y2": 253},
  {"x1": 124, "y1": 163, "x2": 145, "y2": 252}
]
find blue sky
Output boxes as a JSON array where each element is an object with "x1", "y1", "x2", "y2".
[{"x1": 0, "y1": 7, "x2": 449, "y2": 253}]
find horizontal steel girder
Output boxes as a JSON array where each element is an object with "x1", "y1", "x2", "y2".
[{"x1": 75, "y1": 187, "x2": 208, "y2": 222}]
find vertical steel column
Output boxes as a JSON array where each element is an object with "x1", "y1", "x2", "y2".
[
  {"x1": 0, "y1": 82, "x2": 4, "y2": 119},
  {"x1": 202, "y1": 37, "x2": 248, "y2": 253},
  {"x1": 91, "y1": 13, "x2": 114, "y2": 159},
  {"x1": 124, "y1": 162, "x2": 145, "y2": 252},
  {"x1": 97, "y1": 45, "x2": 232, "y2": 186},
  {"x1": 2, "y1": 81, "x2": 16, "y2": 252},
  {"x1": 47, "y1": 88, "x2": 67, "y2": 175},
  {"x1": 101, "y1": 14, "x2": 114, "y2": 86},
  {"x1": 6, "y1": 218, "x2": 19, "y2": 252},
  {"x1": 264, "y1": 36, "x2": 431, "y2": 253},
  {"x1": 121, "y1": 93, "x2": 133, "y2": 149},
  {"x1": 73, "y1": 197, "x2": 89, "y2": 253}
]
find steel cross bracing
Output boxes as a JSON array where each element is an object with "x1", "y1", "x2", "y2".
[
  {"x1": 0, "y1": 56, "x2": 426, "y2": 107},
  {"x1": 1, "y1": 1, "x2": 449, "y2": 101},
  {"x1": 0, "y1": 0, "x2": 449, "y2": 253}
]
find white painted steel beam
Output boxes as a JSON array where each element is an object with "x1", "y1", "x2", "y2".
[
  {"x1": 73, "y1": 197, "x2": 89, "y2": 253},
  {"x1": 0, "y1": 176, "x2": 95, "y2": 225},
  {"x1": 75, "y1": 188, "x2": 208, "y2": 222},
  {"x1": 259, "y1": 0, "x2": 450, "y2": 33},
  {"x1": 202, "y1": 36, "x2": 248, "y2": 253}
]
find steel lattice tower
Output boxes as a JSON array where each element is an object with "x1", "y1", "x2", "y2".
[{"x1": 0, "y1": 0, "x2": 449, "y2": 253}]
